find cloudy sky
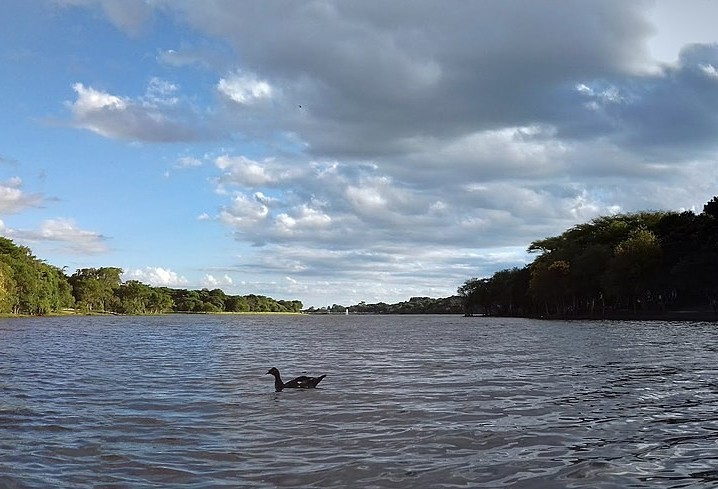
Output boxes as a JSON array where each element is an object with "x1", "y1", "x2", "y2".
[{"x1": 2, "y1": 1, "x2": 718, "y2": 307}]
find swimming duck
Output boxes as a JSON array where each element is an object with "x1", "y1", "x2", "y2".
[{"x1": 266, "y1": 367, "x2": 326, "y2": 392}]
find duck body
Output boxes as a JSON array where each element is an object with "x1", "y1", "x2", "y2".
[{"x1": 266, "y1": 367, "x2": 326, "y2": 392}]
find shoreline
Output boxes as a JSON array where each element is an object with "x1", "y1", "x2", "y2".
[
  {"x1": 0, "y1": 310, "x2": 305, "y2": 319},
  {"x1": 466, "y1": 310, "x2": 718, "y2": 322}
]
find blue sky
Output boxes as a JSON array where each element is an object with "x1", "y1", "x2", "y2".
[{"x1": 2, "y1": 1, "x2": 718, "y2": 308}]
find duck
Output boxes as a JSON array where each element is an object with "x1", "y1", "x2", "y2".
[{"x1": 266, "y1": 367, "x2": 326, "y2": 392}]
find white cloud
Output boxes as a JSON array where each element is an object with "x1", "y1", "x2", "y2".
[
  {"x1": 700, "y1": 63, "x2": 718, "y2": 79},
  {"x1": 276, "y1": 204, "x2": 332, "y2": 233},
  {"x1": 217, "y1": 71, "x2": 274, "y2": 104},
  {"x1": 65, "y1": 81, "x2": 201, "y2": 142},
  {"x1": 36, "y1": 219, "x2": 109, "y2": 254},
  {"x1": 202, "y1": 273, "x2": 234, "y2": 288},
  {"x1": 2, "y1": 218, "x2": 109, "y2": 254},
  {"x1": 218, "y1": 193, "x2": 270, "y2": 228},
  {"x1": 123, "y1": 267, "x2": 189, "y2": 286},
  {"x1": 0, "y1": 177, "x2": 43, "y2": 213},
  {"x1": 143, "y1": 77, "x2": 179, "y2": 107},
  {"x1": 254, "y1": 191, "x2": 278, "y2": 206},
  {"x1": 70, "y1": 83, "x2": 127, "y2": 115},
  {"x1": 216, "y1": 155, "x2": 276, "y2": 186}
]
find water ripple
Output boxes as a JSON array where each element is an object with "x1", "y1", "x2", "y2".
[{"x1": 1, "y1": 315, "x2": 717, "y2": 487}]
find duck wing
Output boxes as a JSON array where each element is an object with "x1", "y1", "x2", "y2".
[{"x1": 283, "y1": 374, "x2": 326, "y2": 389}]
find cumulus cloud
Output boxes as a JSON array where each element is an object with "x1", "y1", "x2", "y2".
[
  {"x1": 2, "y1": 218, "x2": 109, "y2": 254},
  {"x1": 218, "y1": 193, "x2": 270, "y2": 230},
  {"x1": 216, "y1": 155, "x2": 277, "y2": 187},
  {"x1": 217, "y1": 71, "x2": 274, "y2": 105},
  {"x1": 161, "y1": 1, "x2": 655, "y2": 156},
  {"x1": 275, "y1": 204, "x2": 332, "y2": 235},
  {"x1": 202, "y1": 273, "x2": 234, "y2": 288},
  {"x1": 0, "y1": 177, "x2": 43, "y2": 213},
  {"x1": 123, "y1": 267, "x2": 188, "y2": 286},
  {"x1": 65, "y1": 81, "x2": 202, "y2": 142}
]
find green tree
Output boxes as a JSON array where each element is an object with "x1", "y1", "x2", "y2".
[
  {"x1": 605, "y1": 228, "x2": 662, "y2": 311},
  {"x1": 0, "y1": 261, "x2": 18, "y2": 313},
  {"x1": 529, "y1": 259, "x2": 570, "y2": 316},
  {"x1": 117, "y1": 280, "x2": 152, "y2": 314},
  {"x1": 147, "y1": 288, "x2": 174, "y2": 314},
  {"x1": 172, "y1": 289, "x2": 202, "y2": 312},
  {"x1": 225, "y1": 295, "x2": 249, "y2": 312},
  {"x1": 0, "y1": 238, "x2": 73, "y2": 315},
  {"x1": 458, "y1": 277, "x2": 492, "y2": 315},
  {"x1": 70, "y1": 267, "x2": 122, "y2": 312}
]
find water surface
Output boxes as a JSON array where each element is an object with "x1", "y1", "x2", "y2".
[{"x1": 1, "y1": 315, "x2": 717, "y2": 488}]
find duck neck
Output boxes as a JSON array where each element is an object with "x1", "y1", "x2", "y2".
[{"x1": 273, "y1": 374, "x2": 284, "y2": 392}]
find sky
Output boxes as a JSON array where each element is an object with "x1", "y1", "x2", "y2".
[{"x1": 2, "y1": 1, "x2": 718, "y2": 308}]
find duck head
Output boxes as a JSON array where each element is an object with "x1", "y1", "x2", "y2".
[{"x1": 266, "y1": 367, "x2": 280, "y2": 376}]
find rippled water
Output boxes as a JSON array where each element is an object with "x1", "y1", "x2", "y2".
[{"x1": 2, "y1": 315, "x2": 718, "y2": 488}]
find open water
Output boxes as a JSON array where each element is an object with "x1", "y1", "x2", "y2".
[{"x1": 1, "y1": 314, "x2": 718, "y2": 488}]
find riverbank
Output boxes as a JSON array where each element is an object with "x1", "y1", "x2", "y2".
[
  {"x1": 467, "y1": 309, "x2": 718, "y2": 322},
  {"x1": 0, "y1": 310, "x2": 305, "y2": 319}
]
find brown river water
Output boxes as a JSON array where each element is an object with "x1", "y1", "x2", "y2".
[{"x1": 1, "y1": 314, "x2": 718, "y2": 488}]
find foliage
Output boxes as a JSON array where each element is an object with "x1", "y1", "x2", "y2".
[
  {"x1": 307, "y1": 296, "x2": 464, "y2": 314},
  {"x1": 0, "y1": 237, "x2": 74, "y2": 315},
  {"x1": 0, "y1": 236, "x2": 302, "y2": 316},
  {"x1": 460, "y1": 196, "x2": 718, "y2": 318},
  {"x1": 165, "y1": 289, "x2": 303, "y2": 314},
  {"x1": 69, "y1": 267, "x2": 122, "y2": 313}
]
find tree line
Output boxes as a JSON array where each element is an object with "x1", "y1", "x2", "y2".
[
  {"x1": 306, "y1": 296, "x2": 464, "y2": 314},
  {"x1": 458, "y1": 196, "x2": 718, "y2": 318},
  {"x1": 0, "y1": 237, "x2": 302, "y2": 315}
]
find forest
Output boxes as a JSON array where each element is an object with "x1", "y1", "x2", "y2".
[
  {"x1": 305, "y1": 296, "x2": 464, "y2": 315},
  {"x1": 0, "y1": 237, "x2": 302, "y2": 316},
  {"x1": 458, "y1": 196, "x2": 718, "y2": 319}
]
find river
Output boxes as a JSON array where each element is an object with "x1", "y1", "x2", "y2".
[{"x1": 1, "y1": 314, "x2": 717, "y2": 488}]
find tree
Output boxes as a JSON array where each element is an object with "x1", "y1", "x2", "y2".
[
  {"x1": 172, "y1": 289, "x2": 202, "y2": 312},
  {"x1": 704, "y1": 195, "x2": 718, "y2": 219},
  {"x1": 117, "y1": 280, "x2": 152, "y2": 314},
  {"x1": 529, "y1": 259, "x2": 570, "y2": 316},
  {"x1": 571, "y1": 244, "x2": 612, "y2": 314},
  {"x1": 604, "y1": 228, "x2": 662, "y2": 311},
  {"x1": 0, "y1": 261, "x2": 18, "y2": 313},
  {"x1": 0, "y1": 238, "x2": 74, "y2": 315},
  {"x1": 147, "y1": 288, "x2": 174, "y2": 314},
  {"x1": 224, "y1": 295, "x2": 249, "y2": 312},
  {"x1": 69, "y1": 267, "x2": 122, "y2": 312}
]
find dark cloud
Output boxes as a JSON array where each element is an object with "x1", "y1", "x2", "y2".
[
  {"x1": 173, "y1": 0, "x2": 654, "y2": 158},
  {"x1": 68, "y1": 1, "x2": 718, "y2": 162},
  {"x1": 568, "y1": 43, "x2": 718, "y2": 155}
]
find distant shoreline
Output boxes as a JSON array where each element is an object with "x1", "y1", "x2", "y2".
[
  {"x1": 0, "y1": 310, "x2": 305, "y2": 319},
  {"x1": 2, "y1": 310, "x2": 716, "y2": 321}
]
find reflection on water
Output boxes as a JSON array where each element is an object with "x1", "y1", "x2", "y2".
[{"x1": 1, "y1": 315, "x2": 717, "y2": 488}]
